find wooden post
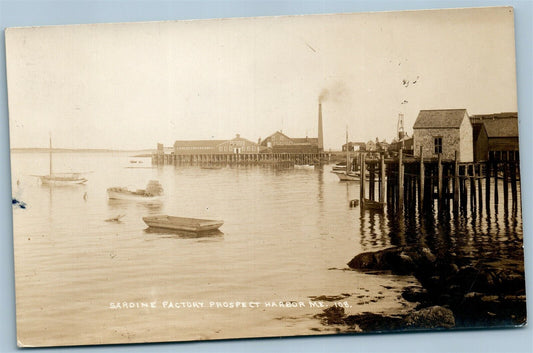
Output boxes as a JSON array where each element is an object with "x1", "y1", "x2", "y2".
[
  {"x1": 419, "y1": 146, "x2": 424, "y2": 208},
  {"x1": 477, "y1": 164, "x2": 483, "y2": 215},
  {"x1": 398, "y1": 149, "x2": 404, "y2": 212},
  {"x1": 485, "y1": 159, "x2": 491, "y2": 212},
  {"x1": 359, "y1": 153, "x2": 364, "y2": 204},
  {"x1": 361, "y1": 154, "x2": 366, "y2": 206},
  {"x1": 510, "y1": 161, "x2": 518, "y2": 210},
  {"x1": 437, "y1": 153, "x2": 443, "y2": 211},
  {"x1": 460, "y1": 165, "x2": 467, "y2": 211},
  {"x1": 470, "y1": 164, "x2": 476, "y2": 213},
  {"x1": 494, "y1": 160, "x2": 499, "y2": 206},
  {"x1": 386, "y1": 159, "x2": 394, "y2": 206},
  {"x1": 380, "y1": 154, "x2": 386, "y2": 204},
  {"x1": 453, "y1": 151, "x2": 459, "y2": 213},
  {"x1": 503, "y1": 160, "x2": 509, "y2": 213},
  {"x1": 369, "y1": 162, "x2": 375, "y2": 200}
]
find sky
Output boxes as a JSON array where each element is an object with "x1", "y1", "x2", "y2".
[{"x1": 5, "y1": 7, "x2": 517, "y2": 150}]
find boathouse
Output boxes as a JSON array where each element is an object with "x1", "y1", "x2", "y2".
[
  {"x1": 413, "y1": 109, "x2": 473, "y2": 162},
  {"x1": 260, "y1": 131, "x2": 319, "y2": 154},
  {"x1": 470, "y1": 113, "x2": 519, "y2": 162}
]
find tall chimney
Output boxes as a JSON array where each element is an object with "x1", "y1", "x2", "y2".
[{"x1": 318, "y1": 102, "x2": 324, "y2": 152}]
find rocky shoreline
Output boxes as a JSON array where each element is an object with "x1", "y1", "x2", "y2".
[{"x1": 316, "y1": 246, "x2": 526, "y2": 332}]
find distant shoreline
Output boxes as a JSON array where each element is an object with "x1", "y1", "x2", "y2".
[{"x1": 11, "y1": 148, "x2": 155, "y2": 155}]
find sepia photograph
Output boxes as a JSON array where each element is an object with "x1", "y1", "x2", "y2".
[{"x1": 5, "y1": 6, "x2": 527, "y2": 348}]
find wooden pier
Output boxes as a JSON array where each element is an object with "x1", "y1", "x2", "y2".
[
  {"x1": 358, "y1": 148, "x2": 520, "y2": 216},
  {"x1": 152, "y1": 152, "x2": 330, "y2": 165}
]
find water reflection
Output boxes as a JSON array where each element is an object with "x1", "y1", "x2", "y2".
[
  {"x1": 107, "y1": 199, "x2": 163, "y2": 213},
  {"x1": 357, "y1": 179, "x2": 523, "y2": 266},
  {"x1": 143, "y1": 227, "x2": 224, "y2": 240}
]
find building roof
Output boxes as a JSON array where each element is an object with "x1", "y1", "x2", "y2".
[
  {"x1": 342, "y1": 141, "x2": 366, "y2": 146},
  {"x1": 483, "y1": 118, "x2": 519, "y2": 138},
  {"x1": 260, "y1": 131, "x2": 292, "y2": 146},
  {"x1": 292, "y1": 137, "x2": 318, "y2": 145},
  {"x1": 221, "y1": 136, "x2": 258, "y2": 145},
  {"x1": 471, "y1": 112, "x2": 518, "y2": 121},
  {"x1": 174, "y1": 140, "x2": 225, "y2": 147},
  {"x1": 413, "y1": 109, "x2": 468, "y2": 129},
  {"x1": 261, "y1": 131, "x2": 318, "y2": 146}
]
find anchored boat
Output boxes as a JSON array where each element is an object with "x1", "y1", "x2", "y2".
[
  {"x1": 107, "y1": 180, "x2": 163, "y2": 202},
  {"x1": 40, "y1": 173, "x2": 88, "y2": 185},
  {"x1": 362, "y1": 199, "x2": 385, "y2": 211},
  {"x1": 294, "y1": 164, "x2": 315, "y2": 170},
  {"x1": 36, "y1": 135, "x2": 88, "y2": 185},
  {"x1": 337, "y1": 172, "x2": 360, "y2": 181},
  {"x1": 143, "y1": 215, "x2": 224, "y2": 232}
]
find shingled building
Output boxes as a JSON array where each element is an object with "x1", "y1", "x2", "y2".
[
  {"x1": 470, "y1": 113, "x2": 519, "y2": 162},
  {"x1": 413, "y1": 109, "x2": 474, "y2": 162}
]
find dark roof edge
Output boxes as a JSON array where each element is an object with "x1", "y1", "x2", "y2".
[{"x1": 413, "y1": 126, "x2": 461, "y2": 129}]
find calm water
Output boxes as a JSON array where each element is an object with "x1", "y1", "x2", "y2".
[{"x1": 10, "y1": 152, "x2": 523, "y2": 346}]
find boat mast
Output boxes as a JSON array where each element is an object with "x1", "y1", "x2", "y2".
[
  {"x1": 49, "y1": 133, "x2": 52, "y2": 176},
  {"x1": 345, "y1": 126, "x2": 350, "y2": 173}
]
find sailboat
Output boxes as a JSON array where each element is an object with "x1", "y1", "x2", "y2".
[
  {"x1": 336, "y1": 127, "x2": 359, "y2": 181},
  {"x1": 37, "y1": 135, "x2": 88, "y2": 185}
]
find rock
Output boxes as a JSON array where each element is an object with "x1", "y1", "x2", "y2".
[
  {"x1": 344, "y1": 312, "x2": 404, "y2": 332},
  {"x1": 347, "y1": 251, "x2": 377, "y2": 270},
  {"x1": 456, "y1": 292, "x2": 527, "y2": 326},
  {"x1": 451, "y1": 265, "x2": 525, "y2": 295},
  {"x1": 404, "y1": 306, "x2": 455, "y2": 329},
  {"x1": 314, "y1": 306, "x2": 345, "y2": 325},
  {"x1": 402, "y1": 286, "x2": 429, "y2": 304},
  {"x1": 309, "y1": 294, "x2": 349, "y2": 302},
  {"x1": 346, "y1": 247, "x2": 526, "y2": 329},
  {"x1": 347, "y1": 246, "x2": 437, "y2": 275}
]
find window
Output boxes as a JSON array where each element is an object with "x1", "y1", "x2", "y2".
[{"x1": 434, "y1": 137, "x2": 442, "y2": 154}]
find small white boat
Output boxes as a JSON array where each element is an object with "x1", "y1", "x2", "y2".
[
  {"x1": 35, "y1": 135, "x2": 88, "y2": 185},
  {"x1": 143, "y1": 215, "x2": 224, "y2": 232},
  {"x1": 338, "y1": 127, "x2": 357, "y2": 181},
  {"x1": 107, "y1": 180, "x2": 163, "y2": 202},
  {"x1": 294, "y1": 164, "x2": 314, "y2": 170},
  {"x1": 331, "y1": 163, "x2": 346, "y2": 172},
  {"x1": 40, "y1": 173, "x2": 88, "y2": 185},
  {"x1": 337, "y1": 172, "x2": 360, "y2": 181}
]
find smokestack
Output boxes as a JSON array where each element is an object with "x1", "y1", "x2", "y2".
[{"x1": 318, "y1": 102, "x2": 324, "y2": 152}]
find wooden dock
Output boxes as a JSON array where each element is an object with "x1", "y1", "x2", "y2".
[
  {"x1": 358, "y1": 147, "x2": 520, "y2": 216},
  {"x1": 152, "y1": 152, "x2": 330, "y2": 165}
]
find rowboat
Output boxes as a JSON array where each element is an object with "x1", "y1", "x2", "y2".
[
  {"x1": 337, "y1": 172, "x2": 360, "y2": 181},
  {"x1": 107, "y1": 180, "x2": 163, "y2": 202},
  {"x1": 143, "y1": 215, "x2": 224, "y2": 232},
  {"x1": 362, "y1": 199, "x2": 385, "y2": 211},
  {"x1": 330, "y1": 169, "x2": 346, "y2": 174},
  {"x1": 331, "y1": 163, "x2": 346, "y2": 172}
]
